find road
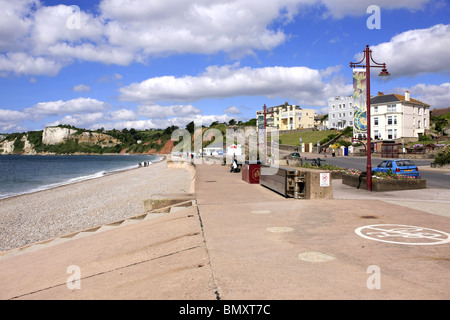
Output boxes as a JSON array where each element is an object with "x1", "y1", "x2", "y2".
[{"x1": 319, "y1": 155, "x2": 450, "y2": 189}]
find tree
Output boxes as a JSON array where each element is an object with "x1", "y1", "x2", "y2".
[
  {"x1": 228, "y1": 119, "x2": 236, "y2": 126},
  {"x1": 186, "y1": 121, "x2": 195, "y2": 134}
]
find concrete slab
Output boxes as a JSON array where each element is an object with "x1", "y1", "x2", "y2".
[{"x1": 0, "y1": 207, "x2": 216, "y2": 300}]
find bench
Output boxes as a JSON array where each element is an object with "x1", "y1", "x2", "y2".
[{"x1": 304, "y1": 158, "x2": 327, "y2": 166}]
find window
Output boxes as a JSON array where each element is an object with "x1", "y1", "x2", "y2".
[
  {"x1": 374, "y1": 130, "x2": 379, "y2": 139},
  {"x1": 388, "y1": 129, "x2": 393, "y2": 139},
  {"x1": 418, "y1": 120, "x2": 421, "y2": 129},
  {"x1": 350, "y1": 112, "x2": 353, "y2": 116},
  {"x1": 374, "y1": 117, "x2": 379, "y2": 126},
  {"x1": 387, "y1": 116, "x2": 397, "y2": 125},
  {"x1": 387, "y1": 116, "x2": 392, "y2": 125},
  {"x1": 349, "y1": 121, "x2": 353, "y2": 125},
  {"x1": 387, "y1": 104, "x2": 396, "y2": 112},
  {"x1": 374, "y1": 106, "x2": 378, "y2": 113},
  {"x1": 394, "y1": 129, "x2": 397, "y2": 139}
]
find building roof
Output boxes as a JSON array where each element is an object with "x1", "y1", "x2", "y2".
[
  {"x1": 431, "y1": 107, "x2": 450, "y2": 117},
  {"x1": 370, "y1": 93, "x2": 430, "y2": 107}
]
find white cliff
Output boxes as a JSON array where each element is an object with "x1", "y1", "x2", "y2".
[
  {"x1": 0, "y1": 127, "x2": 120, "y2": 154},
  {"x1": 0, "y1": 139, "x2": 15, "y2": 154},
  {"x1": 22, "y1": 135, "x2": 37, "y2": 155},
  {"x1": 42, "y1": 127, "x2": 78, "y2": 145}
]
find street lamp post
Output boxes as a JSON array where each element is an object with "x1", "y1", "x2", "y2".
[
  {"x1": 263, "y1": 104, "x2": 275, "y2": 164},
  {"x1": 263, "y1": 104, "x2": 267, "y2": 163},
  {"x1": 350, "y1": 45, "x2": 390, "y2": 191}
]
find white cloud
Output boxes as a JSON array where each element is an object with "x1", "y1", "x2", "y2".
[
  {"x1": 25, "y1": 98, "x2": 110, "y2": 116},
  {"x1": 396, "y1": 83, "x2": 450, "y2": 109},
  {"x1": 224, "y1": 106, "x2": 242, "y2": 114},
  {"x1": 0, "y1": 0, "x2": 37, "y2": 52},
  {"x1": 359, "y1": 24, "x2": 450, "y2": 77},
  {"x1": 98, "y1": 73, "x2": 123, "y2": 83},
  {"x1": 86, "y1": 113, "x2": 233, "y2": 131},
  {"x1": 119, "y1": 63, "x2": 350, "y2": 106},
  {"x1": 72, "y1": 84, "x2": 91, "y2": 92},
  {"x1": 0, "y1": 109, "x2": 29, "y2": 127},
  {"x1": 0, "y1": 52, "x2": 64, "y2": 76},
  {"x1": 106, "y1": 109, "x2": 137, "y2": 121},
  {"x1": 0, "y1": 0, "x2": 439, "y2": 77},
  {"x1": 99, "y1": 0, "x2": 293, "y2": 57},
  {"x1": 137, "y1": 104, "x2": 202, "y2": 119},
  {"x1": 48, "y1": 112, "x2": 105, "y2": 128}
]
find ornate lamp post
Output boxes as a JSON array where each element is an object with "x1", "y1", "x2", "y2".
[{"x1": 350, "y1": 45, "x2": 390, "y2": 191}]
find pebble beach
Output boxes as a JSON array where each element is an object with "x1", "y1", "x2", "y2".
[{"x1": 0, "y1": 159, "x2": 193, "y2": 252}]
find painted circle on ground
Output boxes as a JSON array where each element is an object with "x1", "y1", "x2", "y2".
[
  {"x1": 355, "y1": 224, "x2": 450, "y2": 245},
  {"x1": 298, "y1": 251, "x2": 336, "y2": 262},
  {"x1": 251, "y1": 210, "x2": 271, "y2": 214},
  {"x1": 266, "y1": 227, "x2": 294, "y2": 233}
]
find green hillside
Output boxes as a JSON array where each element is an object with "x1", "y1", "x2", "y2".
[{"x1": 279, "y1": 130, "x2": 337, "y2": 145}]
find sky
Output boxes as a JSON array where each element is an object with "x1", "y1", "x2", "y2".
[{"x1": 0, "y1": 0, "x2": 449, "y2": 133}]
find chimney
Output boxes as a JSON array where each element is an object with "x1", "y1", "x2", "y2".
[{"x1": 405, "y1": 91, "x2": 410, "y2": 102}]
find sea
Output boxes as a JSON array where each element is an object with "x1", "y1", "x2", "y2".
[{"x1": 0, "y1": 154, "x2": 162, "y2": 200}]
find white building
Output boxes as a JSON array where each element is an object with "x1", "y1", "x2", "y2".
[
  {"x1": 327, "y1": 96, "x2": 354, "y2": 129},
  {"x1": 370, "y1": 91, "x2": 430, "y2": 140}
]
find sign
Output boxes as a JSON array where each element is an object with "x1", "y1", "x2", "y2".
[
  {"x1": 320, "y1": 173, "x2": 330, "y2": 187},
  {"x1": 355, "y1": 224, "x2": 450, "y2": 245},
  {"x1": 353, "y1": 70, "x2": 367, "y2": 137}
]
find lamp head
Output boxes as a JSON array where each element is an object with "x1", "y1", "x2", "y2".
[{"x1": 378, "y1": 68, "x2": 390, "y2": 77}]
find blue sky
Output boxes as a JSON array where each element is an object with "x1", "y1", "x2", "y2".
[{"x1": 1, "y1": 0, "x2": 449, "y2": 133}]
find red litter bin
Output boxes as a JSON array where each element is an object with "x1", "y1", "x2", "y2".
[{"x1": 242, "y1": 161, "x2": 261, "y2": 184}]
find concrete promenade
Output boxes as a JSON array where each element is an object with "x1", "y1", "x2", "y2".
[{"x1": 0, "y1": 161, "x2": 449, "y2": 300}]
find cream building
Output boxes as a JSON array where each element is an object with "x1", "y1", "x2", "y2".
[
  {"x1": 370, "y1": 91, "x2": 430, "y2": 140},
  {"x1": 256, "y1": 103, "x2": 315, "y2": 131}
]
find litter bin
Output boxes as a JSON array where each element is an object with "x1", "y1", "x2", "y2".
[{"x1": 242, "y1": 161, "x2": 261, "y2": 184}]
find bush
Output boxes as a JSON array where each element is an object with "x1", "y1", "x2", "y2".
[
  {"x1": 13, "y1": 136, "x2": 25, "y2": 153},
  {"x1": 433, "y1": 146, "x2": 450, "y2": 166}
]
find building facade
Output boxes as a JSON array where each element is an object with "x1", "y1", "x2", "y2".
[
  {"x1": 256, "y1": 103, "x2": 315, "y2": 131},
  {"x1": 327, "y1": 96, "x2": 354, "y2": 130},
  {"x1": 370, "y1": 91, "x2": 430, "y2": 140}
]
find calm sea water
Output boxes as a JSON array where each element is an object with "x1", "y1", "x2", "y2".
[{"x1": 0, "y1": 154, "x2": 162, "y2": 200}]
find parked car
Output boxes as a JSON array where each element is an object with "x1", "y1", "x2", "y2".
[
  {"x1": 372, "y1": 159, "x2": 420, "y2": 178},
  {"x1": 289, "y1": 152, "x2": 301, "y2": 158}
]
